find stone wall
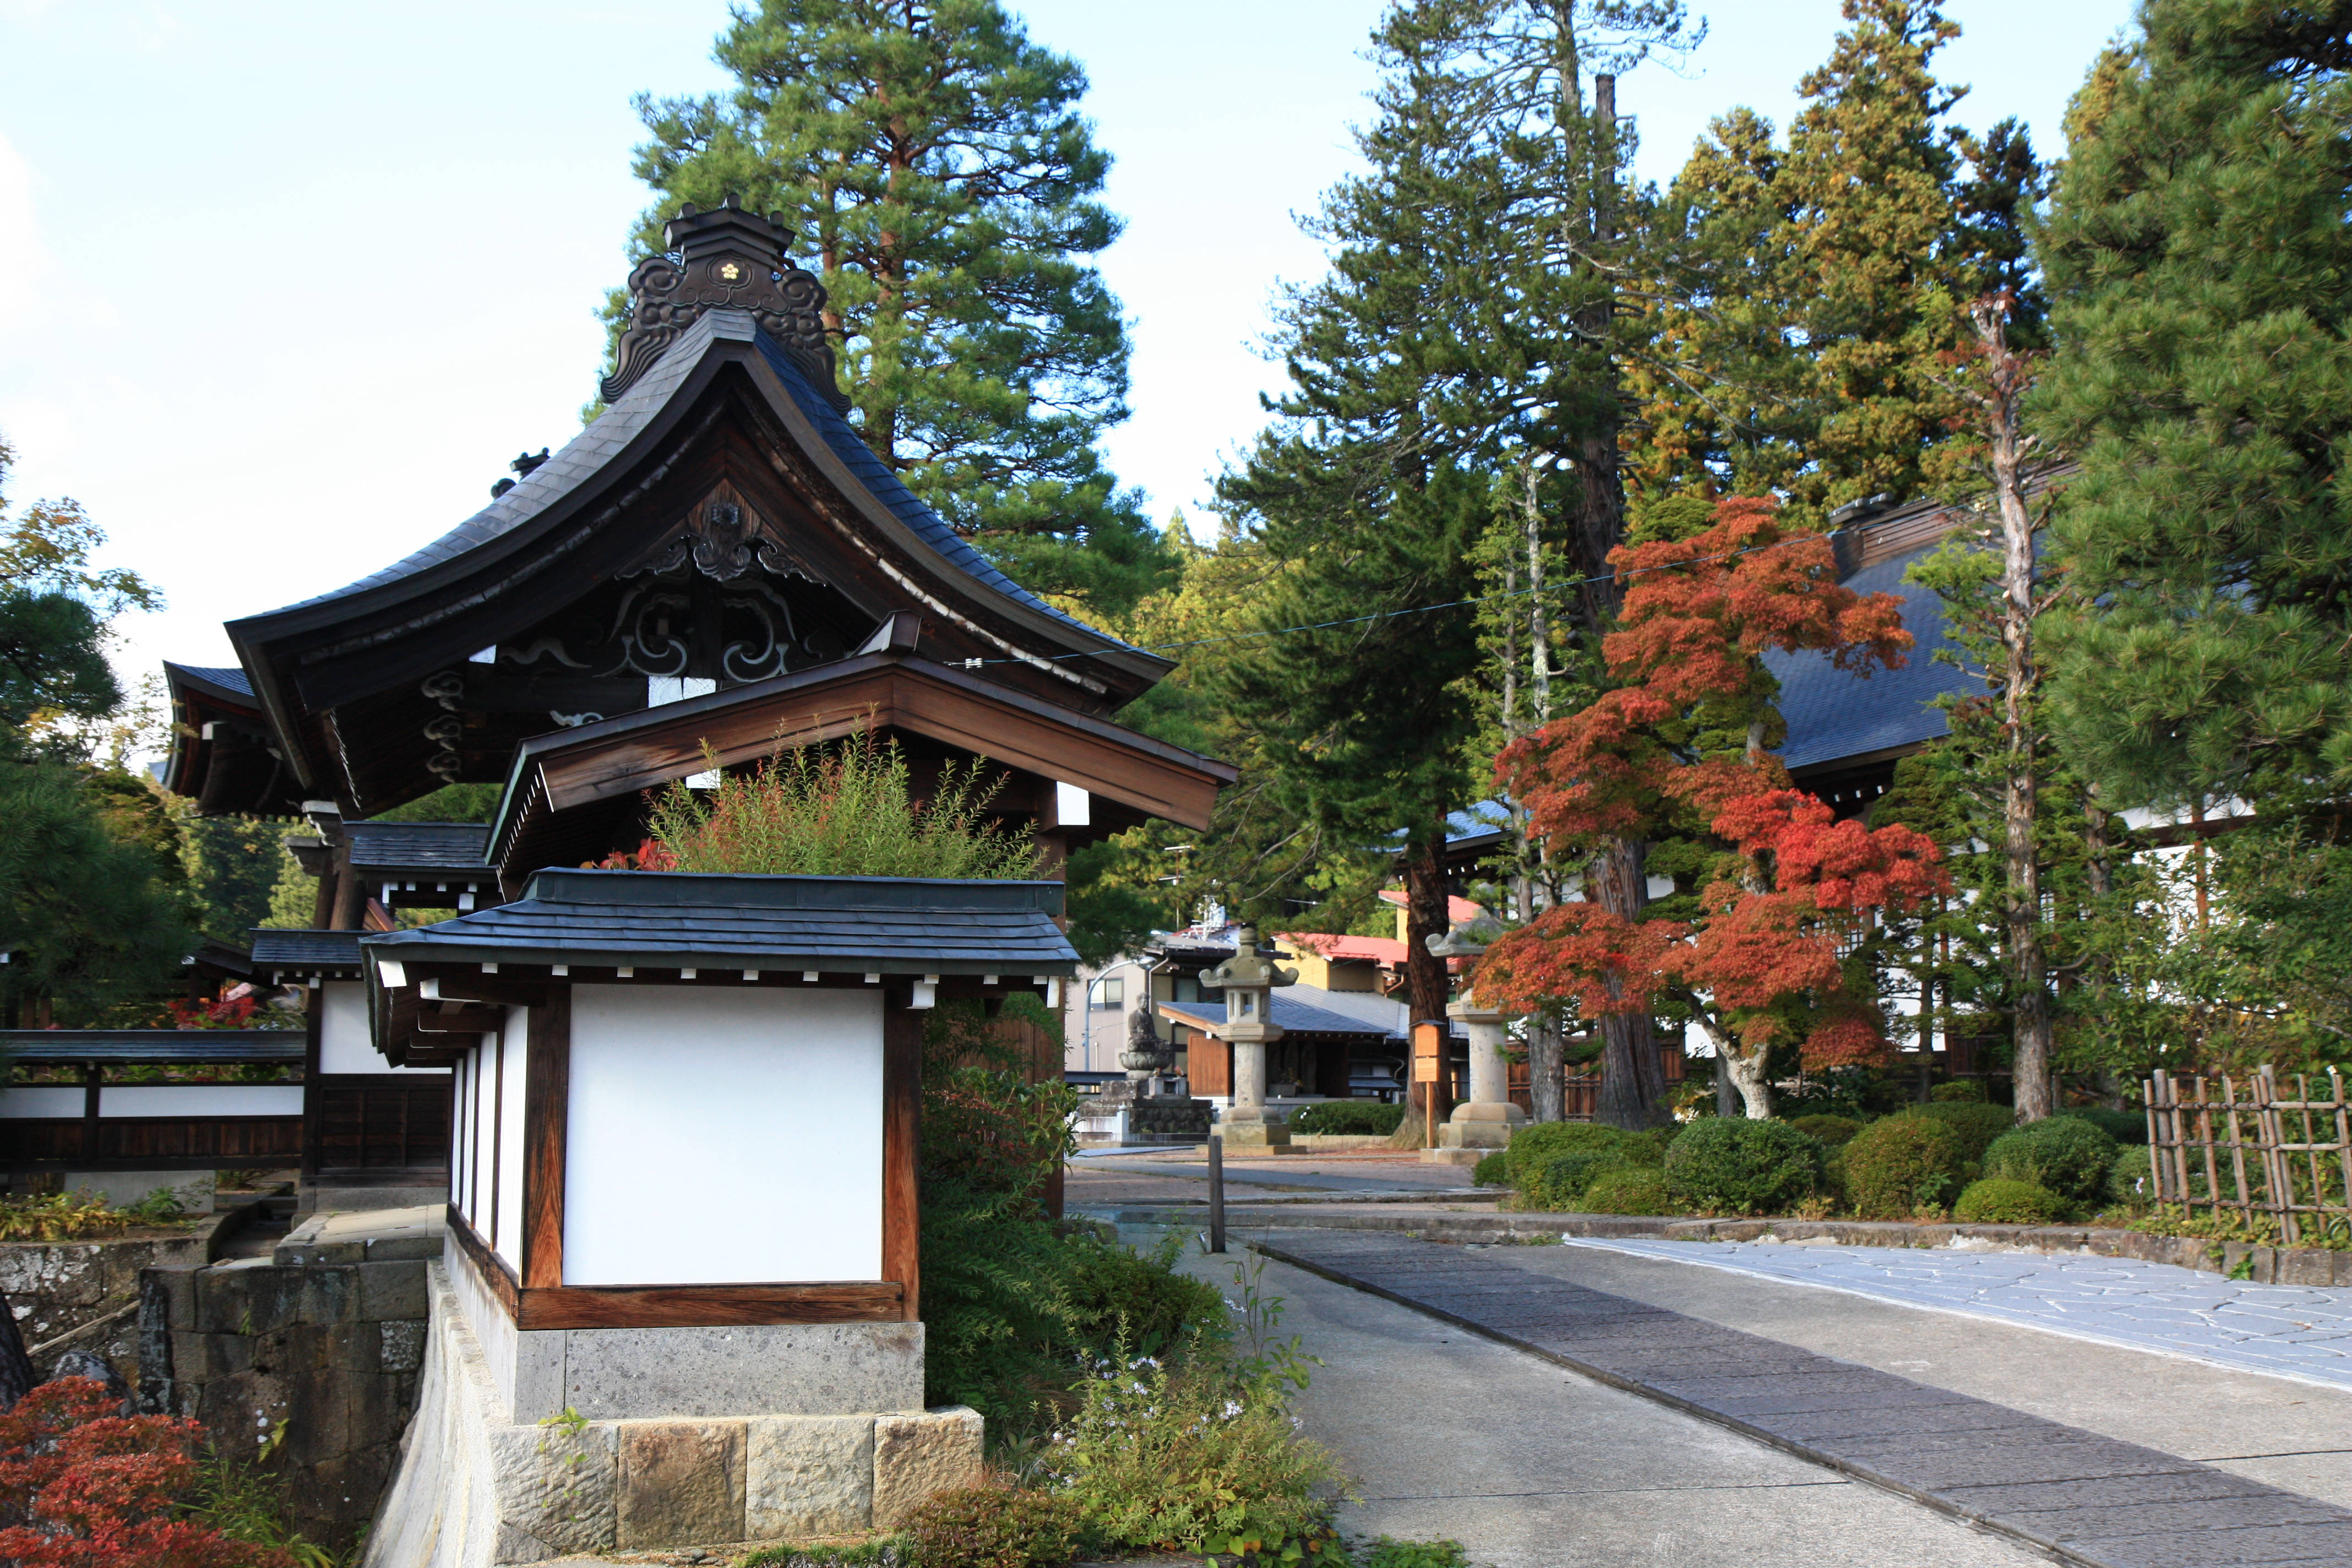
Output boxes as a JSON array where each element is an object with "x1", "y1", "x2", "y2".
[
  {"x1": 136, "y1": 1210, "x2": 442, "y2": 1548},
  {"x1": 2, "y1": 1214, "x2": 227, "y2": 1384},
  {"x1": 366, "y1": 1262, "x2": 984, "y2": 1566}
]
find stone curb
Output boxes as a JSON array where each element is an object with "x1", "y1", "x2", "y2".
[{"x1": 1101, "y1": 1205, "x2": 2351, "y2": 1283}]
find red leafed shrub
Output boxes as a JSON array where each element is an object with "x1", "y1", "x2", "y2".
[{"x1": 0, "y1": 1380, "x2": 292, "y2": 1568}]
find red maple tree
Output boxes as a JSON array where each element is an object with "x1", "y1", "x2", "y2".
[
  {"x1": 0, "y1": 1379, "x2": 293, "y2": 1568},
  {"x1": 1476, "y1": 497, "x2": 1948, "y2": 1117}
]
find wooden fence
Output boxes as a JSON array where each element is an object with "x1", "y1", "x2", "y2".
[{"x1": 2144, "y1": 1068, "x2": 2352, "y2": 1245}]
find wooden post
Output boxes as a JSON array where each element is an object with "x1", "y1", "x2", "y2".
[
  {"x1": 521, "y1": 987, "x2": 571, "y2": 1291},
  {"x1": 883, "y1": 999, "x2": 922, "y2": 1321},
  {"x1": 80, "y1": 1062, "x2": 100, "y2": 1164}
]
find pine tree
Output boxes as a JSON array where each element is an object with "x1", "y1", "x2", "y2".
[
  {"x1": 2039, "y1": 1, "x2": 2352, "y2": 806},
  {"x1": 1213, "y1": 2, "x2": 1698, "y2": 1126},
  {"x1": 1625, "y1": 1, "x2": 2044, "y2": 518},
  {"x1": 624, "y1": 0, "x2": 1173, "y2": 614}
]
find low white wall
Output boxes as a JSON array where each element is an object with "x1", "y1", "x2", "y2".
[
  {"x1": 0, "y1": 1087, "x2": 84, "y2": 1119},
  {"x1": 322, "y1": 981, "x2": 445, "y2": 1075},
  {"x1": 97, "y1": 1085, "x2": 304, "y2": 1117},
  {"x1": 563, "y1": 985, "x2": 883, "y2": 1287}
]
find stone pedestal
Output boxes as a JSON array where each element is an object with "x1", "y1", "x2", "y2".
[
  {"x1": 1219, "y1": 1117, "x2": 1292, "y2": 1148},
  {"x1": 1434, "y1": 997, "x2": 1522, "y2": 1156}
]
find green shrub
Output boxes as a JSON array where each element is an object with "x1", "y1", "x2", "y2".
[
  {"x1": 1287, "y1": 1100, "x2": 1406, "y2": 1136},
  {"x1": 903, "y1": 1484, "x2": 1082, "y2": 1568},
  {"x1": 1931, "y1": 1079, "x2": 1988, "y2": 1102},
  {"x1": 1618, "y1": 1126, "x2": 1679, "y2": 1167},
  {"x1": 1953, "y1": 1178, "x2": 2069, "y2": 1224},
  {"x1": 2059, "y1": 1107, "x2": 2147, "y2": 1145},
  {"x1": 2106, "y1": 1145, "x2": 2156, "y2": 1207},
  {"x1": 1503, "y1": 1121, "x2": 1625, "y2": 1182},
  {"x1": 1663, "y1": 1118, "x2": 1824, "y2": 1215},
  {"x1": 1522, "y1": 1152, "x2": 1619, "y2": 1211},
  {"x1": 1359, "y1": 1540, "x2": 1473, "y2": 1568},
  {"x1": 1984, "y1": 1117, "x2": 2117, "y2": 1204},
  {"x1": 1789, "y1": 1114, "x2": 1865, "y2": 1147},
  {"x1": 1045, "y1": 1261, "x2": 1342, "y2": 1561},
  {"x1": 1912, "y1": 1101, "x2": 2018, "y2": 1163},
  {"x1": 1581, "y1": 1166, "x2": 1676, "y2": 1216},
  {"x1": 1841, "y1": 1115, "x2": 1965, "y2": 1218},
  {"x1": 1472, "y1": 1152, "x2": 1509, "y2": 1188}
]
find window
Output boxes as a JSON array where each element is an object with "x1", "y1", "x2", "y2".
[{"x1": 1094, "y1": 977, "x2": 1125, "y2": 1009}]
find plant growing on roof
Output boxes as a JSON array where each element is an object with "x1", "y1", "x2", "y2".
[
  {"x1": 1475, "y1": 497, "x2": 1950, "y2": 1118},
  {"x1": 643, "y1": 725, "x2": 1041, "y2": 880}
]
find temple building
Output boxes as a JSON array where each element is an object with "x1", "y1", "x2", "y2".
[{"x1": 157, "y1": 199, "x2": 1233, "y2": 1206}]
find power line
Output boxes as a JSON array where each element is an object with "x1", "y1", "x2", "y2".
[{"x1": 968, "y1": 521, "x2": 1869, "y2": 668}]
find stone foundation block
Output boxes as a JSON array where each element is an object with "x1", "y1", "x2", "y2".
[
  {"x1": 746, "y1": 1415, "x2": 875, "y2": 1538},
  {"x1": 616, "y1": 1420, "x2": 746, "y2": 1549},
  {"x1": 490, "y1": 1417, "x2": 619, "y2": 1557},
  {"x1": 1218, "y1": 1120, "x2": 1291, "y2": 1148},
  {"x1": 1419, "y1": 1146, "x2": 1487, "y2": 1165},
  {"x1": 872, "y1": 1407, "x2": 983, "y2": 1527}
]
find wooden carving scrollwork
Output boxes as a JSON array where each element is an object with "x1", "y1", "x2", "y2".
[{"x1": 601, "y1": 198, "x2": 847, "y2": 411}]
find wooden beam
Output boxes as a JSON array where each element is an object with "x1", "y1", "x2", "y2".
[
  {"x1": 415, "y1": 1003, "x2": 504, "y2": 1033},
  {"x1": 514, "y1": 1280, "x2": 903, "y2": 1331},
  {"x1": 883, "y1": 997, "x2": 922, "y2": 1322},
  {"x1": 521, "y1": 988, "x2": 570, "y2": 1290},
  {"x1": 446, "y1": 1202, "x2": 520, "y2": 1320}
]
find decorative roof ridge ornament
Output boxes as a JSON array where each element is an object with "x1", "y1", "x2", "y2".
[{"x1": 600, "y1": 196, "x2": 848, "y2": 410}]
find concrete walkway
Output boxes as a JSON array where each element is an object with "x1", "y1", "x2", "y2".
[
  {"x1": 1559, "y1": 1236, "x2": 2352, "y2": 1392},
  {"x1": 1253, "y1": 1231, "x2": 2352, "y2": 1567},
  {"x1": 1184, "y1": 1245, "x2": 2046, "y2": 1568}
]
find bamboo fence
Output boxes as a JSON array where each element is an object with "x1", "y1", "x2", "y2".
[{"x1": 2143, "y1": 1068, "x2": 2352, "y2": 1246}]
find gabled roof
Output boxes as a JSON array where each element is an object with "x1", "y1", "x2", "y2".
[
  {"x1": 346, "y1": 821, "x2": 493, "y2": 872},
  {"x1": 487, "y1": 644, "x2": 1234, "y2": 881},
  {"x1": 1766, "y1": 536, "x2": 1986, "y2": 774},
  {"x1": 361, "y1": 869, "x2": 1079, "y2": 976},
  {"x1": 251, "y1": 928, "x2": 367, "y2": 977}
]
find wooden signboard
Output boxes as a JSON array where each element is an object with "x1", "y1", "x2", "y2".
[{"x1": 1412, "y1": 1021, "x2": 1445, "y2": 1144}]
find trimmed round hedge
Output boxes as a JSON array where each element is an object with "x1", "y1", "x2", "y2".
[
  {"x1": 1931, "y1": 1079, "x2": 1988, "y2": 1102},
  {"x1": 2105, "y1": 1144, "x2": 2155, "y2": 1207},
  {"x1": 1504, "y1": 1121, "x2": 1625, "y2": 1182},
  {"x1": 1984, "y1": 1116, "x2": 2117, "y2": 1204},
  {"x1": 1472, "y1": 1151, "x2": 1510, "y2": 1188},
  {"x1": 1523, "y1": 1152, "x2": 1620, "y2": 1211},
  {"x1": 2057, "y1": 1107, "x2": 2146, "y2": 1146},
  {"x1": 1663, "y1": 1117, "x2": 1824, "y2": 1216},
  {"x1": 1953, "y1": 1177, "x2": 2068, "y2": 1224},
  {"x1": 1583, "y1": 1166, "x2": 1675, "y2": 1216},
  {"x1": 1913, "y1": 1101, "x2": 2018, "y2": 1163},
  {"x1": 1287, "y1": 1100, "x2": 1406, "y2": 1136},
  {"x1": 1789, "y1": 1114, "x2": 1865, "y2": 1148},
  {"x1": 1841, "y1": 1114, "x2": 1964, "y2": 1219}
]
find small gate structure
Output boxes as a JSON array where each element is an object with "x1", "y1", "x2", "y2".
[{"x1": 2144, "y1": 1067, "x2": 2352, "y2": 1245}]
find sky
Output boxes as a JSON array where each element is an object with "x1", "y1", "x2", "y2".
[{"x1": 0, "y1": 0, "x2": 2138, "y2": 710}]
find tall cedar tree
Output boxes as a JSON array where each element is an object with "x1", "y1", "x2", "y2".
[
  {"x1": 1216, "y1": 2, "x2": 1698, "y2": 1126},
  {"x1": 624, "y1": 0, "x2": 1173, "y2": 614},
  {"x1": 1477, "y1": 499, "x2": 1947, "y2": 1116},
  {"x1": 1625, "y1": 0, "x2": 2045, "y2": 517},
  {"x1": 2038, "y1": 1, "x2": 2352, "y2": 807}
]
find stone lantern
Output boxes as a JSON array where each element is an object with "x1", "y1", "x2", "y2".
[
  {"x1": 1197, "y1": 924, "x2": 1297, "y2": 1147},
  {"x1": 1427, "y1": 912, "x2": 1523, "y2": 1161}
]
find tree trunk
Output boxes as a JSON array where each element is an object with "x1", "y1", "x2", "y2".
[
  {"x1": 1715, "y1": 1049, "x2": 1740, "y2": 1117},
  {"x1": 1980, "y1": 302, "x2": 2053, "y2": 1124},
  {"x1": 1403, "y1": 841, "x2": 1453, "y2": 1125},
  {"x1": 1529, "y1": 1016, "x2": 1565, "y2": 1123},
  {"x1": 1592, "y1": 837, "x2": 1667, "y2": 1126},
  {"x1": 1696, "y1": 1016, "x2": 1772, "y2": 1118}
]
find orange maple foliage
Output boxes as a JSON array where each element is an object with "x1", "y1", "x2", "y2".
[
  {"x1": 1477, "y1": 498, "x2": 1947, "y2": 1075},
  {"x1": 0, "y1": 1379, "x2": 293, "y2": 1568}
]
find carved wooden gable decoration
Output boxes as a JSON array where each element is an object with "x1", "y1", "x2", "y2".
[{"x1": 182, "y1": 202, "x2": 1173, "y2": 819}]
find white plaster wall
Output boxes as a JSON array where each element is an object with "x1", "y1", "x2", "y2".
[
  {"x1": 450, "y1": 1043, "x2": 474, "y2": 1228},
  {"x1": 563, "y1": 984, "x2": 884, "y2": 1286},
  {"x1": 319, "y1": 980, "x2": 443, "y2": 1075},
  {"x1": 493, "y1": 1014, "x2": 528, "y2": 1271},
  {"x1": 99, "y1": 1085, "x2": 304, "y2": 1117},
  {"x1": 0, "y1": 1087, "x2": 85, "y2": 1119}
]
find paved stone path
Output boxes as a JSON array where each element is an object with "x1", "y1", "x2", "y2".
[
  {"x1": 1560, "y1": 1236, "x2": 2352, "y2": 1391},
  {"x1": 1259, "y1": 1231, "x2": 2352, "y2": 1567}
]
